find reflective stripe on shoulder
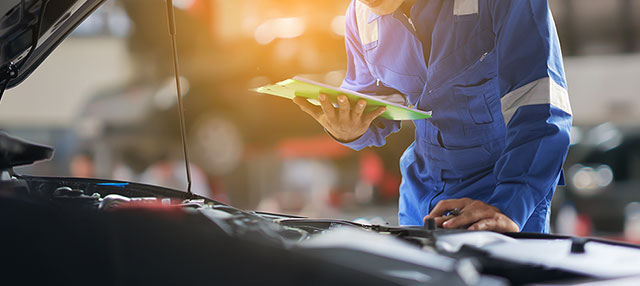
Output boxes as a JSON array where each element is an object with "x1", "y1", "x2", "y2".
[
  {"x1": 355, "y1": 1, "x2": 378, "y2": 45},
  {"x1": 454, "y1": 0, "x2": 478, "y2": 16},
  {"x1": 500, "y1": 77, "x2": 572, "y2": 124}
]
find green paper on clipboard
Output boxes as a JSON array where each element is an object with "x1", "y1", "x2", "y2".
[{"x1": 252, "y1": 77, "x2": 432, "y2": 121}]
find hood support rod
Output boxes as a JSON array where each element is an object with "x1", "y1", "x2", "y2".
[{"x1": 165, "y1": 0, "x2": 193, "y2": 197}]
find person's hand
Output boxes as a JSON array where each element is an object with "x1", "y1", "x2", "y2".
[
  {"x1": 293, "y1": 94, "x2": 386, "y2": 142},
  {"x1": 423, "y1": 198, "x2": 520, "y2": 233}
]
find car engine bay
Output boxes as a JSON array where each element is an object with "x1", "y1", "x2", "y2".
[{"x1": 3, "y1": 168, "x2": 640, "y2": 285}]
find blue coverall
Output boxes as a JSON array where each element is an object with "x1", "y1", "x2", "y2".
[{"x1": 339, "y1": 0, "x2": 572, "y2": 232}]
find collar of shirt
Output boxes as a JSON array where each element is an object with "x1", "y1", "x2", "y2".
[{"x1": 367, "y1": 10, "x2": 382, "y2": 23}]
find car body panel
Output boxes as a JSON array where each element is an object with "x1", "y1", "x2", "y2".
[{"x1": 0, "y1": 0, "x2": 105, "y2": 88}]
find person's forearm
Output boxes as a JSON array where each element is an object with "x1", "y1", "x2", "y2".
[
  {"x1": 333, "y1": 118, "x2": 401, "y2": 151},
  {"x1": 489, "y1": 105, "x2": 572, "y2": 230}
]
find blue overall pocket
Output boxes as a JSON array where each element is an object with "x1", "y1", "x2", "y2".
[
  {"x1": 467, "y1": 94, "x2": 493, "y2": 124},
  {"x1": 454, "y1": 80, "x2": 495, "y2": 125}
]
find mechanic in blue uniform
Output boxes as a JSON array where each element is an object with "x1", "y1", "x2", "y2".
[{"x1": 293, "y1": 0, "x2": 572, "y2": 233}]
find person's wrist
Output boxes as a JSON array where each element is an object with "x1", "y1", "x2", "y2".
[
  {"x1": 498, "y1": 212, "x2": 520, "y2": 232},
  {"x1": 334, "y1": 133, "x2": 358, "y2": 142},
  {"x1": 327, "y1": 129, "x2": 364, "y2": 143},
  {"x1": 332, "y1": 133, "x2": 358, "y2": 143}
]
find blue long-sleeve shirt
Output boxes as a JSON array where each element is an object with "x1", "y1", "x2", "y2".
[{"x1": 338, "y1": 0, "x2": 572, "y2": 232}]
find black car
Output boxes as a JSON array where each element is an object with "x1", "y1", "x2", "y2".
[
  {"x1": 559, "y1": 123, "x2": 640, "y2": 236},
  {"x1": 2, "y1": 1, "x2": 640, "y2": 285}
]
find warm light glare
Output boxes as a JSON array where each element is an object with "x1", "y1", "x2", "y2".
[
  {"x1": 254, "y1": 23, "x2": 276, "y2": 45},
  {"x1": 254, "y1": 17, "x2": 306, "y2": 45},
  {"x1": 272, "y1": 17, "x2": 306, "y2": 39},
  {"x1": 331, "y1": 15, "x2": 346, "y2": 36},
  {"x1": 154, "y1": 77, "x2": 190, "y2": 110},
  {"x1": 324, "y1": 70, "x2": 346, "y2": 86},
  {"x1": 172, "y1": 0, "x2": 195, "y2": 10}
]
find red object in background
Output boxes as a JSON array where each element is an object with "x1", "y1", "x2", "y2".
[
  {"x1": 276, "y1": 136, "x2": 401, "y2": 202},
  {"x1": 359, "y1": 151, "x2": 383, "y2": 185},
  {"x1": 107, "y1": 201, "x2": 185, "y2": 216},
  {"x1": 360, "y1": 151, "x2": 400, "y2": 200},
  {"x1": 328, "y1": 188, "x2": 343, "y2": 207},
  {"x1": 207, "y1": 177, "x2": 230, "y2": 204},
  {"x1": 380, "y1": 173, "x2": 401, "y2": 199},
  {"x1": 574, "y1": 214, "x2": 593, "y2": 237},
  {"x1": 276, "y1": 135, "x2": 351, "y2": 159}
]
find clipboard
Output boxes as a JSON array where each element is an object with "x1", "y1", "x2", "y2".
[{"x1": 252, "y1": 77, "x2": 432, "y2": 121}]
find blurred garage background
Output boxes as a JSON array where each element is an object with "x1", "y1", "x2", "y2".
[{"x1": 1, "y1": 0, "x2": 639, "y2": 242}]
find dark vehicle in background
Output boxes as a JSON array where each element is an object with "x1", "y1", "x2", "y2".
[
  {"x1": 558, "y1": 123, "x2": 640, "y2": 240},
  {"x1": 3, "y1": 1, "x2": 640, "y2": 285}
]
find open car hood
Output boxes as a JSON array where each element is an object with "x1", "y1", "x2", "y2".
[
  {"x1": 0, "y1": 0, "x2": 105, "y2": 89},
  {"x1": 3, "y1": 173, "x2": 640, "y2": 285}
]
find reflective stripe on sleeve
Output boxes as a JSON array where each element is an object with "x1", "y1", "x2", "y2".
[{"x1": 500, "y1": 77, "x2": 572, "y2": 124}]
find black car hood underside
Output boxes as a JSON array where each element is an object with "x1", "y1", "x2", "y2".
[{"x1": 0, "y1": 0, "x2": 105, "y2": 89}]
